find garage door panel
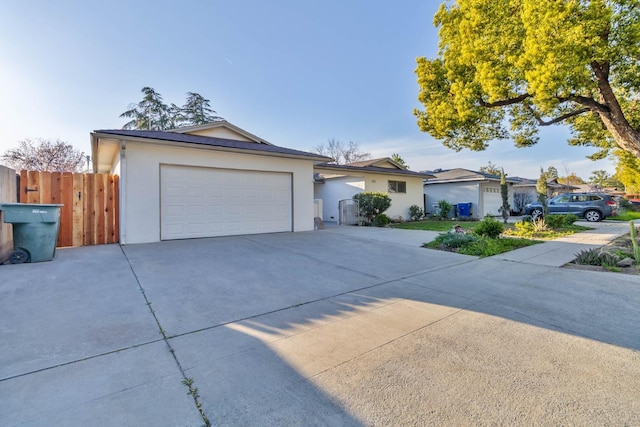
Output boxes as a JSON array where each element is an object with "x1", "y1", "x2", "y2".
[
  {"x1": 483, "y1": 187, "x2": 502, "y2": 216},
  {"x1": 161, "y1": 165, "x2": 292, "y2": 240}
]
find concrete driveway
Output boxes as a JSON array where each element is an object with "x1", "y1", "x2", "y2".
[{"x1": 1, "y1": 226, "x2": 639, "y2": 426}]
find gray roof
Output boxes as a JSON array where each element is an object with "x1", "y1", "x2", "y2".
[
  {"x1": 510, "y1": 176, "x2": 580, "y2": 190},
  {"x1": 424, "y1": 168, "x2": 518, "y2": 184},
  {"x1": 92, "y1": 129, "x2": 331, "y2": 161},
  {"x1": 315, "y1": 162, "x2": 434, "y2": 178}
]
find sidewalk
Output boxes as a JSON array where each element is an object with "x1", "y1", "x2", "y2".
[
  {"x1": 494, "y1": 220, "x2": 635, "y2": 267},
  {"x1": 325, "y1": 219, "x2": 636, "y2": 268}
]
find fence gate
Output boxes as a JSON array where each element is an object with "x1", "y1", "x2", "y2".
[
  {"x1": 19, "y1": 171, "x2": 119, "y2": 247},
  {"x1": 338, "y1": 199, "x2": 360, "y2": 225}
]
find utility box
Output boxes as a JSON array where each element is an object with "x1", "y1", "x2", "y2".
[{"x1": 0, "y1": 203, "x2": 63, "y2": 263}]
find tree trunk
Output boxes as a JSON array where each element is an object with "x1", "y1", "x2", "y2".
[{"x1": 591, "y1": 61, "x2": 640, "y2": 158}]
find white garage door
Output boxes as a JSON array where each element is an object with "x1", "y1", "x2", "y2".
[
  {"x1": 160, "y1": 165, "x2": 292, "y2": 240},
  {"x1": 482, "y1": 186, "x2": 502, "y2": 216}
]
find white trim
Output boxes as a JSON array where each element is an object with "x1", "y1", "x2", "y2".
[{"x1": 119, "y1": 140, "x2": 127, "y2": 245}]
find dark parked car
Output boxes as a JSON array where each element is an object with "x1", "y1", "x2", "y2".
[{"x1": 524, "y1": 192, "x2": 618, "y2": 222}]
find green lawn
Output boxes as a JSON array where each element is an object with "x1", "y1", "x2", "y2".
[
  {"x1": 609, "y1": 210, "x2": 640, "y2": 221},
  {"x1": 392, "y1": 219, "x2": 485, "y2": 232}
]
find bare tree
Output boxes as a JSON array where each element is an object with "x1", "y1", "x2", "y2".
[
  {"x1": 2, "y1": 138, "x2": 87, "y2": 172},
  {"x1": 313, "y1": 138, "x2": 370, "y2": 165}
]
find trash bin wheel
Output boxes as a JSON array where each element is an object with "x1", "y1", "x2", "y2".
[{"x1": 9, "y1": 249, "x2": 30, "y2": 264}]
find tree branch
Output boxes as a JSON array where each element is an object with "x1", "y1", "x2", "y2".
[
  {"x1": 562, "y1": 95, "x2": 610, "y2": 113},
  {"x1": 479, "y1": 93, "x2": 531, "y2": 107},
  {"x1": 524, "y1": 103, "x2": 592, "y2": 126}
]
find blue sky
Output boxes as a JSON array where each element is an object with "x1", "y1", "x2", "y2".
[{"x1": 0, "y1": 0, "x2": 615, "y2": 179}]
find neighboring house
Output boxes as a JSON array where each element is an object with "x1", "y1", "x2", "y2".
[
  {"x1": 91, "y1": 121, "x2": 331, "y2": 244},
  {"x1": 510, "y1": 177, "x2": 579, "y2": 213},
  {"x1": 314, "y1": 158, "x2": 434, "y2": 222},
  {"x1": 423, "y1": 168, "x2": 519, "y2": 218}
]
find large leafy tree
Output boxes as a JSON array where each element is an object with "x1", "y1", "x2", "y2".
[
  {"x1": 478, "y1": 161, "x2": 502, "y2": 175},
  {"x1": 415, "y1": 0, "x2": 640, "y2": 160},
  {"x1": 120, "y1": 87, "x2": 222, "y2": 130},
  {"x1": 391, "y1": 153, "x2": 409, "y2": 168},
  {"x1": 558, "y1": 173, "x2": 585, "y2": 185},
  {"x1": 2, "y1": 138, "x2": 87, "y2": 172},
  {"x1": 181, "y1": 92, "x2": 222, "y2": 125},
  {"x1": 120, "y1": 87, "x2": 172, "y2": 130},
  {"x1": 615, "y1": 150, "x2": 640, "y2": 193},
  {"x1": 589, "y1": 168, "x2": 624, "y2": 188}
]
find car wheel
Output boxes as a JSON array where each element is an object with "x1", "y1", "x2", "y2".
[
  {"x1": 531, "y1": 208, "x2": 543, "y2": 220},
  {"x1": 584, "y1": 210, "x2": 602, "y2": 222}
]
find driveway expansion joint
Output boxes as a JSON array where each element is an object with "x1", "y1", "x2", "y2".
[
  {"x1": 119, "y1": 245, "x2": 212, "y2": 427},
  {"x1": 0, "y1": 339, "x2": 165, "y2": 383}
]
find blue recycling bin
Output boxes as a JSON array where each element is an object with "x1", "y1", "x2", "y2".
[
  {"x1": 458, "y1": 202, "x2": 472, "y2": 218},
  {"x1": 0, "y1": 203, "x2": 63, "y2": 263}
]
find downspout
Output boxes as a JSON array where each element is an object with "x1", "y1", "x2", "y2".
[{"x1": 119, "y1": 140, "x2": 127, "y2": 245}]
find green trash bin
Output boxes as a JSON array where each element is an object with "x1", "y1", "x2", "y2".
[{"x1": 0, "y1": 203, "x2": 63, "y2": 263}]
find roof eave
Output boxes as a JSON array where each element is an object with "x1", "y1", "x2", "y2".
[
  {"x1": 315, "y1": 163, "x2": 434, "y2": 178},
  {"x1": 91, "y1": 132, "x2": 331, "y2": 163}
]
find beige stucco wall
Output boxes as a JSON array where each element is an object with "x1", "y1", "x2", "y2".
[
  {"x1": 118, "y1": 141, "x2": 316, "y2": 244},
  {"x1": 362, "y1": 173, "x2": 424, "y2": 219}
]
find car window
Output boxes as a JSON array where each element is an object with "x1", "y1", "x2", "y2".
[
  {"x1": 589, "y1": 195, "x2": 603, "y2": 201},
  {"x1": 554, "y1": 195, "x2": 571, "y2": 203}
]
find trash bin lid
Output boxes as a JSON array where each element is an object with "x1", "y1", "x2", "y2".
[{"x1": 0, "y1": 203, "x2": 64, "y2": 224}]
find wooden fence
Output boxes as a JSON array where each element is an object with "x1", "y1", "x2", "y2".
[
  {"x1": 19, "y1": 171, "x2": 119, "y2": 247},
  {"x1": 1, "y1": 165, "x2": 17, "y2": 262}
]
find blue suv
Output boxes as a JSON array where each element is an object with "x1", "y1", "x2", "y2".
[{"x1": 524, "y1": 192, "x2": 617, "y2": 222}]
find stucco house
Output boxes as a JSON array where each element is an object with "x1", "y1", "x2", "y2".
[
  {"x1": 423, "y1": 168, "x2": 520, "y2": 218},
  {"x1": 314, "y1": 158, "x2": 434, "y2": 223},
  {"x1": 91, "y1": 121, "x2": 330, "y2": 244}
]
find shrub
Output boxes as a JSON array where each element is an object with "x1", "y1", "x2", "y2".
[
  {"x1": 408, "y1": 204, "x2": 424, "y2": 221},
  {"x1": 426, "y1": 233, "x2": 538, "y2": 257},
  {"x1": 545, "y1": 214, "x2": 579, "y2": 229},
  {"x1": 353, "y1": 192, "x2": 391, "y2": 224},
  {"x1": 513, "y1": 217, "x2": 548, "y2": 234},
  {"x1": 618, "y1": 197, "x2": 633, "y2": 210},
  {"x1": 514, "y1": 220, "x2": 535, "y2": 234},
  {"x1": 544, "y1": 215, "x2": 565, "y2": 229},
  {"x1": 374, "y1": 213, "x2": 390, "y2": 227},
  {"x1": 564, "y1": 214, "x2": 579, "y2": 225},
  {"x1": 474, "y1": 216, "x2": 504, "y2": 238},
  {"x1": 437, "y1": 199, "x2": 452, "y2": 220},
  {"x1": 574, "y1": 248, "x2": 620, "y2": 266},
  {"x1": 428, "y1": 232, "x2": 479, "y2": 250},
  {"x1": 531, "y1": 218, "x2": 548, "y2": 232}
]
